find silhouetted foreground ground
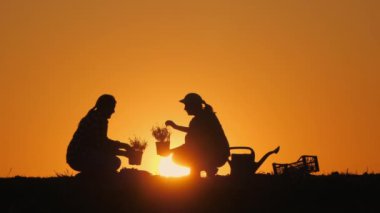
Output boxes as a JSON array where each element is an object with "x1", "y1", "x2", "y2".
[{"x1": 1, "y1": 170, "x2": 379, "y2": 212}]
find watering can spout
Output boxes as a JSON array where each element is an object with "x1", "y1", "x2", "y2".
[{"x1": 255, "y1": 146, "x2": 280, "y2": 172}]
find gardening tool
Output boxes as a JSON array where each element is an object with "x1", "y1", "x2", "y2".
[{"x1": 228, "y1": 146, "x2": 260, "y2": 176}]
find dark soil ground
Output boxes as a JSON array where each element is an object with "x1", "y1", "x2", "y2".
[{"x1": 1, "y1": 170, "x2": 379, "y2": 212}]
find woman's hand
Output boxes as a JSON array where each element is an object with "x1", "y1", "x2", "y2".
[
  {"x1": 120, "y1": 142, "x2": 132, "y2": 151},
  {"x1": 113, "y1": 141, "x2": 132, "y2": 158},
  {"x1": 165, "y1": 120, "x2": 189, "y2": 133},
  {"x1": 165, "y1": 120, "x2": 177, "y2": 128}
]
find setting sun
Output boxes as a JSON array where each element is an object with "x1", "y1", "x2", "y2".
[{"x1": 158, "y1": 154, "x2": 190, "y2": 177}]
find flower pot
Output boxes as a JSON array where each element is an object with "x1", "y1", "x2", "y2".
[
  {"x1": 129, "y1": 150, "x2": 143, "y2": 165},
  {"x1": 156, "y1": 141, "x2": 170, "y2": 157}
]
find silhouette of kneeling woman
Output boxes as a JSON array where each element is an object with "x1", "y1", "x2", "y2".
[
  {"x1": 166, "y1": 93, "x2": 230, "y2": 177},
  {"x1": 66, "y1": 94, "x2": 131, "y2": 176}
]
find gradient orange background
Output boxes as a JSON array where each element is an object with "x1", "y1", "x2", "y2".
[{"x1": 1, "y1": 0, "x2": 379, "y2": 177}]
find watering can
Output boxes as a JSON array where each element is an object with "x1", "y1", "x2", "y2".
[{"x1": 228, "y1": 146, "x2": 260, "y2": 176}]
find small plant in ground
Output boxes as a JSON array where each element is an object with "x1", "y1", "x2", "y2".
[
  {"x1": 129, "y1": 137, "x2": 148, "y2": 151},
  {"x1": 55, "y1": 169, "x2": 74, "y2": 177},
  {"x1": 151, "y1": 125, "x2": 171, "y2": 142}
]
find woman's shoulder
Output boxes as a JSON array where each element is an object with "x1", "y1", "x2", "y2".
[
  {"x1": 190, "y1": 112, "x2": 216, "y2": 126},
  {"x1": 79, "y1": 113, "x2": 107, "y2": 126}
]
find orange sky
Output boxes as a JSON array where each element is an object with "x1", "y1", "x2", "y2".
[{"x1": 1, "y1": 0, "x2": 379, "y2": 177}]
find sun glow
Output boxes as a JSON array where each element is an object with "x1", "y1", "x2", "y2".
[{"x1": 158, "y1": 154, "x2": 190, "y2": 177}]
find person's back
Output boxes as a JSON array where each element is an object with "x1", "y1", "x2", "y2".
[
  {"x1": 66, "y1": 110, "x2": 107, "y2": 166},
  {"x1": 200, "y1": 110, "x2": 230, "y2": 167}
]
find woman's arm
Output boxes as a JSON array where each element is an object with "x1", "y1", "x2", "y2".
[
  {"x1": 108, "y1": 139, "x2": 132, "y2": 151},
  {"x1": 107, "y1": 140, "x2": 131, "y2": 158},
  {"x1": 165, "y1": 120, "x2": 189, "y2": 133}
]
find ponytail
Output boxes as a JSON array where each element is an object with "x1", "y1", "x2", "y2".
[
  {"x1": 85, "y1": 106, "x2": 97, "y2": 117},
  {"x1": 202, "y1": 100, "x2": 214, "y2": 114},
  {"x1": 83, "y1": 94, "x2": 115, "y2": 118}
]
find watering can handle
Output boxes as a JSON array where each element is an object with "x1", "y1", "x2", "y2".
[{"x1": 229, "y1": 146, "x2": 254, "y2": 154}]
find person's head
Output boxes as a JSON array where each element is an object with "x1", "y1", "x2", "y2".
[
  {"x1": 180, "y1": 93, "x2": 213, "y2": 116},
  {"x1": 94, "y1": 94, "x2": 116, "y2": 119}
]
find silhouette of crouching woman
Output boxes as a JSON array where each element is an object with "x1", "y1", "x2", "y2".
[
  {"x1": 66, "y1": 94, "x2": 131, "y2": 176},
  {"x1": 166, "y1": 93, "x2": 230, "y2": 177}
]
